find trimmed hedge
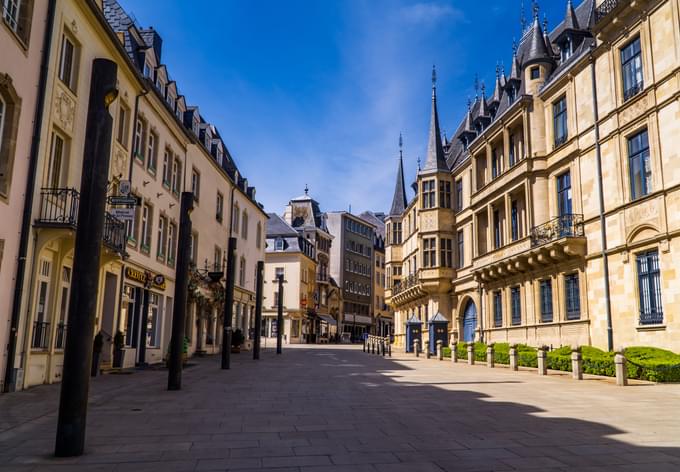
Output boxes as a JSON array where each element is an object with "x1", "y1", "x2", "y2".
[{"x1": 428, "y1": 342, "x2": 680, "y2": 382}]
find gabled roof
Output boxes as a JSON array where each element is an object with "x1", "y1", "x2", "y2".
[
  {"x1": 429, "y1": 312, "x2": 448, "y2": 323},
  {"x1": 406, "y1": 314, "x2": 422, "y2": 325},
  {"x1": 266, "y1": 213, "x2": 298, "y2": 237}
]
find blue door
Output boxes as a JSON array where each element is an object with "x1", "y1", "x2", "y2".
[{"x1": 463, "y1": 301, "x2": 477, "y2": 342}]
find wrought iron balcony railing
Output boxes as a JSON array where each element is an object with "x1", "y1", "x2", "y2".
[
  {"x1": 595, "y1": 0, "x2": 626, "y2": 23},
  {"x1": 55, "y1": 322, "x2": 67, "y2": 349},
  {"x1": 103, "y1": 212, "x2": 127, "y2": 255},
  {"x1": 32, "y1": 321, "x2": 50, "y2": 350},
  {"x1": 530, "y1": 214, "x2": 585, "y2": 247},
  {"x1": 391, "y1": 273, "x2": 420, "y2": 295},
  {"x1": 36, "y1": 188, "x2": 79, "y2": 227}
]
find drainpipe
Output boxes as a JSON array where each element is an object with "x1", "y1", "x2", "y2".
[
  {"x1": 3, "y1": 0, "x2": 57, "y2": 393},
  {"x1": 590, "y1": 50, "x2": 614, "y2": 352}
]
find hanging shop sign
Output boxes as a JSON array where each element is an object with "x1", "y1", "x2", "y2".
[{"x1": 125, "y1": 267, "x2": 166, "y2": 290}]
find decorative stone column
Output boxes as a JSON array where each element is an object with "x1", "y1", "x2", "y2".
[
  {"x1": 615, "y1": 349, "x2": 628, "y2": 387},
  {"x1": 467, "y1": 342, "x2": 475, "y2": 365},
  {"x1": 509, "y1": 344, "x2": 518, "y2": 371},
  {"x1": 451, "y1": 341, "x2": 458, "y2": 363},
  {"x1": 537, "y1": 346, "x2": 548, "y2": 376},
  {"x1": 571, "y1": 346, "x2": 583, "y2": 380},
  {"x1": 437, "y1": 340, "x2": 443, "y2": 361},
  {"x1": 486, "y1": 344, "x2": 495, "y2": 368}
]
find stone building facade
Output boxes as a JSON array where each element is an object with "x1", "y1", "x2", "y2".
[
  {"x1": 0, "y1": 0, "x2": 266, "y2": 391},
  {"x1": 386, "y1": 0, "x2": 680, "y2": 353}
]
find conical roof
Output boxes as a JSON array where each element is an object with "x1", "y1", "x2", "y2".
[
  {"x1": 421, "y1": 68, "x2": 448, "y2": 173},
  {"x1": 490, "y1": 69, "x2": 504, "y2": 105},
  {"x1": 524, "y1": 15, "x2": 553, "y2": 67},
  {"x1": 389, "y1": 139, "x2": 408, "y2": 217},
  {"x1": 508, "y1": 51, "x2": 521, "y2": 83},
  {"x1": 564, "y1": 0, "x2": 580, "y2": 31}
]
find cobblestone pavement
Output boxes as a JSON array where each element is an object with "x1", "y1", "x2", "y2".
[{"x1": 1, "y1": 345, "x2": 680, "y2": 471}]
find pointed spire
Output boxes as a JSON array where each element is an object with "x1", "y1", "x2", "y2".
[
  {"x1": 389, "y1": 134, "x2": 408, "y2": 217},
  {"x1": 523, "y1": 6, "x2": 553, "y2": 68},
  {"x1": 421, "y1": 66, "x2": 448, "y2": 173},
  {"x1": 509, "y1": 46, "x2": 521, "y2": 82},
  {"x1": 564, "y1": 0, "x2": 579, "y2": 31},
  {"x1": 543, "y1": 15, "x2": 553, "y2": 55},
  {"x1": 490, "y1": 65, "x2": 504, "y2": 105}
]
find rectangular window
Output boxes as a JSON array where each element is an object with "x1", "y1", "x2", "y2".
[
  {"x1": 440, "y1": 238, "x2": 452, "y2": 268},
  {"x1": 133, "y1": 119, "x2": 145, "y2": 162},
  {"x1": 511, "y1": 286, "x2": 521, "y2": 326},
  {"x1": 493, "y1": 291, "x2": 502, "y2": 327},
  {"x1": 491, "y1": 148, "x2": 500, "y2": 179},
  {"x1": 530, "y1": 67, "x2": 540, "y2": 80},
  {"x1": 126, "y1": 193, "x2": 140, "y2": 244},
  {"x1": 455, "y1": 179, "x2": 463, "y2": 212},
  {"x1": 393, "y1": 222, "x2": 402, "y2": 244},
  {"x1": 47, "y1": 132, "x2": 65, "y2": 188},
  {"x1": 439, "y1": 181, "x2": 451, "y2": 209},
  {"x1": 141, "y1": 203, "x2": 153, "y2": 252},
  {"x1": 216, "y1": 192, "x2": 224, "y2": 222},
  {"x1": 189, "y1": 232, "x2": 198, "y2": 264},
  {"x1": 214, "y1": 246, "x2": 222, "y2": 271},
  {"x1": 511, "y1": 200, "x2": 519, "y2": 241},
  {"x1": 147, "y1": 131, "x2": 158, "y2": 173},
  {"x1": 157, "y1": 215, "x2": 167, "y2": 260},
  {"x1": 621, "y1": 37, "x2": 643, "y2": 101},
  {"x1": 241, "y1": 212, "x2": 248, "y2": 239},
  {"x1": 565, "y1": 273, "x2": 580, "y2": 320},
  {"x1": 557, "y1": 171, "x2": 572, "y2": 217},
  {"x1": 146, "y1": 292, "x2": 160, "y2": 347},
  {"x1": 162, "y1": 150, "x2": 171, "y2": 187},
  {"x1": 167, "y1": 222, "x2": 177, "y2": 266},
  {"x1": 457, "y1": 230, "x2": 464, "y2": 269},
  {"x1": 637, "y1": 250, "x2": 663, "y2": 325},
  {"x1": 628, "y1": 129, "x2": 651, "y2": 200},
  {"x1": 422, "y1": 180, "x2": 435, "y2": 209},
  {"x1": 493, "y1": 209, "x2": 502, "y2": 249},
  {"x1": 540, "y1": 279, "x2": 553, "y2": 323},
  {"x1": 553, "y1": 96, "x2": 568, "y2": 147},
  {"x1": 3, "y1": 0, "x2": 20, "y2": 32},
  {"x1": 191, "y1": 168, "x2": 200, "y2": 201},
  {"x1": 509, "y1": 134, "x2": 516, "y2": 167},
  {"x1": 423, "y1": 238, "x2": 436, "y2": 268},
  {"x1": 171, "y1": 157, "x2": 181, "y2": 195},
  {"x1": 58, "y1": 33, "x2": 77, "y2": 91},
  {"x1": 117, "y1": 103, "x2": 129, "y2": 147},
  {"x1": 239, "y1": 258, "x2": 246, "y2": 287},
  {"x1": 232, "y1": 205, "x2": 240, "y2": 234}
]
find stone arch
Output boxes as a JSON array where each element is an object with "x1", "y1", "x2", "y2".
[
  {"x1": 626, "y1": 224, "x2": 660, "y2": 246},
  {"x1": 454, "y1": 292, "x2": 480, "y2": 343}
]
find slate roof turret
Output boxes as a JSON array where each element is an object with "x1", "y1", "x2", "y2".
[
  {"x1": 420, "y1": 66, "x2": 448, "y2": 174},
  {"x1": 389, "y1": 135, "x2": 409, "y2": 217},
  {"x1": 523, "y1": 13, "x2": 554, "y2": 68}
]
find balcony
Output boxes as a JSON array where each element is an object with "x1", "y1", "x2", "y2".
[
  {"x1": 595, "y1": 0, "x2": 625, "y2": 23},
  {"x1": 530, "y1": 214, "x2": 584, "y2": 247},
  {"x1": 35, "y1": 188, "x2": 127, "y2": 256},
  {"x1": 594, "y1": 0, "x2": 650, "y2": 35},
  {"x1": 389, "y1": 274, "x2": 426, "y2": 306}
]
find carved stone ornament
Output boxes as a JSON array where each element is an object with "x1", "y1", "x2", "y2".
[
  {"x1": 54, "y1": 88, "x2": 76, "y2": 133},
  {"x1": 113, "y1": 148, "x2": 127, "y2": 177}
]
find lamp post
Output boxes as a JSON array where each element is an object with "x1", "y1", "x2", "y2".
[
  {"x1": 55, "y1": 58, "x2": 118, "y2": 457},
  {"x1": 221, "y1": 237, "x2": 237, "y2": 369},
  {"x1": 168, "y1": 192, "x2": 193, "y2": 391},
  {"x1": 277, "y1": 274, "x2": 284, "y2": 354},
  {"x1": 253, "y1": 261, "x2": 264, "y2": 360}
]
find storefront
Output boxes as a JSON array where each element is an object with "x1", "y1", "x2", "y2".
[{"x1": 343, "y1": 314, "x2": 373, "y2": 342}]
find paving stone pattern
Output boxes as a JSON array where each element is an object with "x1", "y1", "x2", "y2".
[{"x1": 1, "y1": 345, "x2": 680, "y2": 471}]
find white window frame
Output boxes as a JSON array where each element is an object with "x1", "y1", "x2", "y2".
[
  {"x1": 58, "y1": 32, "x2": 77, "y2": 91},
  {"x1": 3, "y1": 0, "x2": 21, "y2": 32},
  {"x1": 47, "y1": 131, "x2": 65, "y2": 188},
  {"x1": 0, "y1": 95, "x2": 5, "y2": 155}
]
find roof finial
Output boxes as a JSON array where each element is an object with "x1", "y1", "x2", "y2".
[
  {"x1": 304, "y1": 184, "x2": 309, "y2": 195},
  {"x1": 512, "y1": 38, "x2": 518, "y2": 55},
  {"x1": 474, "y1": 73, "x2": 479, "y2": 99},
  {"x1": 543, "y1": 13, "x2": 548, "y2": 32},
  {"x1": 432, "y1": 64, "x2": 437, "y2": 88},
  {"x1": 520, "y1": 0, "x2": 527, "y2": 32},
  {"x1": 399, "y1": 133, "x2": 403, "y2": 157},
  {"x1": 496, "y1": 63, "x2": 501, "y2": 78},
  {"x1": 481, "y1": 81, "x2": 486, "y2": 98},
  {"x1": 417, "y1": 156, "x2": 421, "y2": 171},
  {"x1": 532, "y1": 0, "x2": 539, "y2": 20}
]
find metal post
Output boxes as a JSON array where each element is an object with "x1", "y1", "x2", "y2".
[
  {"x1": 55, "y1": 59, "x2": 118, "y2": 457},
  {"x1": 253, "y1": 261, "x2": 264, "y2": 360},
  {"x1": 221, "y1": 237, "x2": 237, "y2": 369},
  {"x1": 137, "y1": 288, "x2": 150, "y2": 366},
  {"x1": 168, "y1": 192, "x2": 193, "y2": 390},
  {"x1": 276, "y1": 274, "x2": 283, "y2": 354}
]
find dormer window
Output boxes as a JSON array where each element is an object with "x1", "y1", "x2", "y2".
[
  {"x1": 275, "y1": 237, "x2": 284, "y2": 251},
  {"x1": 143, "y1": 62, "x2": 152, "y2": 78},
  {"x1": 560, "y1": 38, "x2": 573, "y2": 62}
]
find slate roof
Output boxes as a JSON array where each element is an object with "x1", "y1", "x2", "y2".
[
  {"x1": 421, "y1": 79, "x2": 448, "y2": 174},
  {"x1": 389, "y1": 151, "x2": 408, "y2": 216}
]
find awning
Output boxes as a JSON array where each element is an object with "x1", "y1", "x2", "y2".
[
  {"x1": 319, "y1": 315, "x2": 337, "y2": 326},
  {"x1": 344, "y1": 314, "x2": 372, "y2": 325}
]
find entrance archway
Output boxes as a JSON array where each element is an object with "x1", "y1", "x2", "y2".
[{"x1": 462, "y1": 300, "x2": 477, "y2": 343}]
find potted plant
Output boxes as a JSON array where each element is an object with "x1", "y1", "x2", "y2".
[{"x1": 231, "y1": 329, "x2": 245, "y2": 353}]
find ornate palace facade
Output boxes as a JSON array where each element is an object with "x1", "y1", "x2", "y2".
[{"x1": 386, "y1": 0, "x2": 680, "y2": 353}]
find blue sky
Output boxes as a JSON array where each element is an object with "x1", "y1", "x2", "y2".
[{"x1": 118, "y1": 0, "x2": 569, "y2": 215}]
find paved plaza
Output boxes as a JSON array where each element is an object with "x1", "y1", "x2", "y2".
[{"x1": 1, "y1": 346, "x2": 680, "y2": 471}]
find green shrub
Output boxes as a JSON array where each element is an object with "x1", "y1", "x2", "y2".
[
  {"x1": 625, "y1": 346, "x2": 680, "y2": 383},
  {"x1": 442, "y1": 346, "x2": 451, "y2": 358}
]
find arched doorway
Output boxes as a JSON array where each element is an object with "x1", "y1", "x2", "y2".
[{"x1": 462, "y1": 300, "x2": 477, "y2": 342}]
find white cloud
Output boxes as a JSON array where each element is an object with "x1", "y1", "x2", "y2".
[{"x1": 398, "y1": 3, "x2": 465, "y2": 25}]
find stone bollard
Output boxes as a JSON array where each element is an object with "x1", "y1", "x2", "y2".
[
  {"x1": 615, "y1": 349, "x2": 628, "y2": 386},
  {"x1": 537, "y1": 346, "x2": 548, "y2": 376},
  {"x1": 388, "y1": 342, "x2": 392, "y2": 357},
  {"x1": 467, "y1": 342, "x2": 475, "y2": 365},
  {"x1": 363, "y1": 339, "x2": 366, "y2": 353},
  {"x1": 371, "y1": 340, "x2": 376, "y2": 354},
  {"x1": 509, "y1": 344, "x2": 518, "y2": 371},
  {"x1": 486, "y1": 344, "x2": 495, "y2": 368},
  {"x1": 451, "y1": 342, "x2": 458, "y2": 363},
  {"x1": 571, "y1": 346, "x2": 583, "y2": 380},
  {"x1": 437, "y1": 340, "x2": 443, "y2": 361},
  {"x1": 381, "y1": 340, "x2": 386, "y2": 357},
  {"x1": 425, "y1": 340, "x2": 431, "y2": 359},
  {"x1": 414, "y1": 339, "x2": 420, "y2": 357}
]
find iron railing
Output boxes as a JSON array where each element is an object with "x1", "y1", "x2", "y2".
[
  {"x1": 595, "y1": 0, "x2": 625, "y2": 23},
  {"x1": 623, "y1": 81, "x2": 644, "y2": 102},
  {"x1": 530, "y1": 214, "x2": 585, "y2": 247},
  {"x1": 32, "y1": 321, "x2": 50, "y2": 349},
  {"x1": 392, "y1": 273, "x2": 420, "y2": 295},
  {"x1": 640, "y1": 309, "x2": 664, "y2": 326},
  {"x1": 103, "y1": 212, "x2": 127, "y2": 255},
  {"x1": 55, "y1": 322, "x2": 67, "y2": 349},
  {"x1": 36, "y1": 188, "x2": 79, "y2": 227}
]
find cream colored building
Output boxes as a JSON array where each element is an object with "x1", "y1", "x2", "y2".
[
  {"x1": 263, "y1": 213, "x2": 318, "y2": 344},
  {"x1": 1, "y1": 0, "x2": 266, "y2": 390},
  {"x1": 386, "y1": 0, "x2": 680, "y2": 353},
  {"x1": 0, "y1": 0, "x2": 51, "y2": 392}
]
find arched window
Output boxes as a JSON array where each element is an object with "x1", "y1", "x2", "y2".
[
  {"x1": 241, "y1": 211, "x2": 248, "y2": 239},
  {"x1": 256, "y1": 222, "x2": 262, "y2": 249}
]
